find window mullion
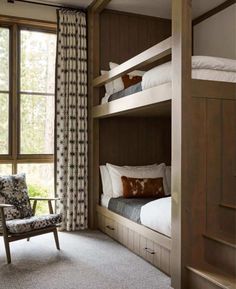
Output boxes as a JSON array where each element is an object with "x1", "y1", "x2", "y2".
[{"x1": 11, "y1": 24, "x2": 18, "y2": 174}]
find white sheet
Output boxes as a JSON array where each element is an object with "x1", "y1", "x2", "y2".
[
  {"x1": 140, "y1": 197, "x2": 171, "y2": 237},
  {"x1": 101, "y1": 194, "x2": 111, "y2": 208},
  {"x1": 142, "y1": 56, "x2": 236, "y2": 90}
]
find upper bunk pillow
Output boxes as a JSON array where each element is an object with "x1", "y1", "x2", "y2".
[
  {"x1": 121, "y1": 176, "x2": 165, "y2": 199},
  {"x1": 109, "y1": 62, "x2": 145, "y2": 77},
  {"x1": 124, "y1": 163, "x2": 157, "y2": 169},
  {"x1": 100, "y1": 165, "x2": 113, "y2": 197},
  {"x1": 109, "y1": 62, "x2": 145, "y2": 87},
  {"x1": 101, "y1": 70, "x2": 124, "y2": 95},
  {"x1": 106, "y1": 163, "x2": 168, "y2": 198},
  {"x1": 122, "y1": 75, "x2": 142, "y2": 89}
]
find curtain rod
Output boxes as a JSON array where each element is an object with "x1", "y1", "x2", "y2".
[{"x1": 7, "y1": 0, "x2": 86, "y2": 12}]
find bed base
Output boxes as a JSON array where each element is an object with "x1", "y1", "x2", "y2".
[{"x1": 97, "y1": 205, "x2": 171, "y2": 275}]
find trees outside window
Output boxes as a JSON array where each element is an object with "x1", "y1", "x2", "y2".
[{"x1": 0, "y1": 22, "x2": 56, "y2": 214}]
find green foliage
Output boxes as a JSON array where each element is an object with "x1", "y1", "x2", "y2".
[{"x1": 28, "y1": 184, "x2": 49, "y2": 215}]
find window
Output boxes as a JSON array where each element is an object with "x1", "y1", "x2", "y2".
[
  {"x1": 0, "y1": 21, "x2": 56, "y2": 214},
  {"x1": 0, "y1": 27, "x2": 9, "y2": 155}
]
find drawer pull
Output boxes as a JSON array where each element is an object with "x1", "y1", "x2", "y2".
[
  {"x1": 145, "y1": 247, "x2": 155, "y2": 255},
  {"x1": 106, "y1": 225, "x2": 115, "y2": 231}
]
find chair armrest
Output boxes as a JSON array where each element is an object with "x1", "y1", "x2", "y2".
[
  {"x1": 29, "y1": 197, "x2": 60, "y2": 201},
  {"x1": 0, "y1": 204, "x2": 13, "y2": 208}
]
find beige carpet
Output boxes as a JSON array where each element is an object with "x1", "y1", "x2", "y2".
[{"x1": 0, "y1": 230, "x2": 171, "y2": 289}]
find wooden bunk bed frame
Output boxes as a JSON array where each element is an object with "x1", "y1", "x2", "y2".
[{"x1": 88, "y1": 1, "x2": 236, "y2": 289}]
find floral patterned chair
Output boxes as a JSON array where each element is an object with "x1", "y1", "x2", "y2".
[{"x1": 0, "y1": 173, "x2": 62, "y2": 264}]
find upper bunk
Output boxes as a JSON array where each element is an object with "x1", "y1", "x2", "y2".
[
  {"x1": 92, "y1": 38, "x2": 236, "y2": 119},
  {"x1": 92, "y1": 6, "x2": 235, "y2": 118}
]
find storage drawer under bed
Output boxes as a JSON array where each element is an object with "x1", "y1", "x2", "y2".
[{"x1": 97, "y1": 207, "x2": 171, "y2": 275}]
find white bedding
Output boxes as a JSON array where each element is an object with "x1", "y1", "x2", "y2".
[
  {"x1": 101, "y1": 56, "x2": 236, "y2": 104},
  {"x1": 142, "y1": 56, "x2": 236, "y2": 90},
  {"x1": 101, "y1": 194, "x2": 111, "y2": 208},
  {"x1": 140, "y1": 197, "x2": 171, "y2": 238}
]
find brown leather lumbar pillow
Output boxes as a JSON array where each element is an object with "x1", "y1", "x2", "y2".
[
  {"x1": 121, "y1": 176, "x2": 165, "y2": 198},
  {"x1": 122, "y1": 75, "x2": 142, "y2": 89}
]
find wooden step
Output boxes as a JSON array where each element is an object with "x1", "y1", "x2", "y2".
[
  {"x1": 203, "y1": 234, "x2": 236, "y2": 276},
  {"x1": 220, "y1": 203, "x2": 236, "y2": 211},
  {"x1": 204, "y1": 234, "x2": 236, "y2": 249},
  {"x1": 187, "y1": 265, "x2": 236, "y2": 289}
]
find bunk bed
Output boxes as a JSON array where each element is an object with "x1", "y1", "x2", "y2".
[
  {"x1": 88, "y1": 1, "x2": 236, "y2": 288},
  {"x1": 92, "y1": 39, "x2": 235, "y2": 276}
]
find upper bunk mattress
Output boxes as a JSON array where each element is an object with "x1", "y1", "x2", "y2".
[
  {"x1": 102, "y1": 56, "x2": 236, "y2": 104},
  {"x1": 109, "y1": 82, "x2": 142, "y2": 102},
  {"x1": 142, "y1": 56, "x2": 236, "y2": 90}
]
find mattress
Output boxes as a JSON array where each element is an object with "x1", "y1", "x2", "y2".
[
  {"x1": 140, "y1": 197, "x2": 171, "y2": 237},
  {"x1": 101, "y1": 194, "x2": 171, "y2": 237},
  {"x1": 101, "y1": 56, "x2": 236, "y2": 104},
  {"x1": 108, "y1": 197, "x2": 156, "y2": 224},
  {"x1": 108, "y1": 82, "x2": 142, "y2": 102}
]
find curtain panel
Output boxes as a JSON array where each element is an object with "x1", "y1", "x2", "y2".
[{"x1": 55, "y1": 9, "x2": 88, "y2": 231}]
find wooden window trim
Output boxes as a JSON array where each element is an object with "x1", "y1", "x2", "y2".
[
  {"x1": 0, "y1": 15, "x2": 56, "y2": 32},
  {"x1": 0, "y1": 16, "x2": 56, "y2": 174}
]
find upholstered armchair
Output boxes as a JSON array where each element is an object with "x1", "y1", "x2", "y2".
[{"x1": 0, "y1": 173, "x2": 62, "y2": 264}]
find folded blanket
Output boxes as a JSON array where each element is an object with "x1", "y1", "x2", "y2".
[
  {"x1": 142, "y1": 56, "x2": 236, "y2": 90},
  {"x1": 192, "y1": 56, "x2": 236, "y2": 72}
]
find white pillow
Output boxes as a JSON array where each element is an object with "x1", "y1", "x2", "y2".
[
  {"x1": 109, "y1": 62, "x2": 145, "y2": 77},
  {"x1": 100, "y1": 165, "x2": 113, "y2": 197},
  {"x1": 106, "y1": 163, "x2": 168, "y2": 198},
  {"x1": 101, "y1": 70, "x2": 124, "y2": 95},
  {"x1": 124, "y1": 164, "x2": 157, "y2": 169},
  {"x1": 165, "y1": 166, "x2": 171, "y2": 195}
]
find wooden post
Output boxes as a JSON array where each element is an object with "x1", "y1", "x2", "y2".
[
  {"x1": 88, "y1": 0, "x2": 111, "y2": 228},
  {"x1": 171, "y1": 0, "x2": 192, "y2": 288}
]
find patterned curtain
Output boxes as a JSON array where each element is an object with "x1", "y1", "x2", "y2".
[{"x1": 55, "y1": 9, "x2": 88, "y2": 231}]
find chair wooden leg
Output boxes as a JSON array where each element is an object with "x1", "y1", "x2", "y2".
[
  {"x1": 3, "y1": 236, "x2": 11, "y2": 264},
  {"x1": 0, "y1": 207, "x2": 11, "y2": 264},
  {"x1": 53, "y1": 229, "x2": 60, "y2": 250},
  {"x1": 28, "y1": 200, "x2": 38, "y2": 242}
]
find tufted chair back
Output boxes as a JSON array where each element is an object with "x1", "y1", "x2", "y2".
[{"x1": 0, "y1": 174, "x2": 33, "y2": 221}]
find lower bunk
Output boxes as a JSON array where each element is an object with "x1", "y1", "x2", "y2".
[{"x1": 97, "y1": 204, "x2": 171, "y2": 276}]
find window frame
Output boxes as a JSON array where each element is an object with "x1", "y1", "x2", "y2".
[{"x1": 0, "y1": 15, "x2": 57, "y2": 174}]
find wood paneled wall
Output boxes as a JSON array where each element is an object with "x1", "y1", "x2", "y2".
[
  {"x1": 99, "y1": 117, "x2": 171, "y2": 166},
  {"x1": 98, "y1": 10, "x2": 172, "y2": 170},
  {"x1": 100, "y1": 9, "x2": 171, "y2": 70}
]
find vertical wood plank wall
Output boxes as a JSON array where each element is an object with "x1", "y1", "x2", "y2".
[
  {"x1": 99, "y1": 117, "x2": 171, "y2": 166},
  {"x1": 100, "y1": 9, "x2": 171, "y2": 70}
]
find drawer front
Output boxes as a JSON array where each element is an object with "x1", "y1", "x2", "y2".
[
  {"x1": 104, "y1": 217, "x2": 117, "y2": 239},
  {"x1": 97, "y1": 211, "x2": 170, "y2": 275},
  {"x1": 138, "y1": 235, "x2": 169, "y2": 275}
]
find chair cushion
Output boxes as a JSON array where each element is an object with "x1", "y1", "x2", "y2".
[
  {"x1": 6, "y1": 214, "x2": 62, "y2": 234},
  {"x1": 0, "y1": 174, "x2": 33, "y2": 220}
]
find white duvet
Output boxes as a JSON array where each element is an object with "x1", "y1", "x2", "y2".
[
  {"x1": 142, "y1": 55, "x2": 236, "y2": 90},
  {"x1": 140, "y1": 197, "x2": 171, "y2": 238}
]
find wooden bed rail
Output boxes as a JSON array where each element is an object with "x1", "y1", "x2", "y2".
[{"x1": 93, "y1": 36, "x2": 172, "y2": 87}]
